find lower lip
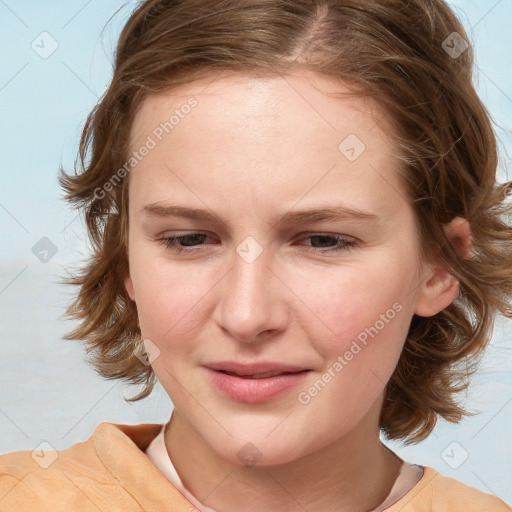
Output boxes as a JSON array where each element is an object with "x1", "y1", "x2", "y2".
[{"x1": 205, "y1": 368, "x2": 311, "y2": 404}]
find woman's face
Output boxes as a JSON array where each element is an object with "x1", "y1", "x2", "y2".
[{"x1": 124, "y1": 70, "x2": 441, "y2": 466}]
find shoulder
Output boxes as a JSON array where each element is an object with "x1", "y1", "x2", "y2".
[
  {"x1": 389, "y1": 466, "x2": 511, "y2": 512},
  {"x1": 0, "y1": 422, "x2": 157, "y2": 512},
  {"x1": 429, "y1": 468, "x2": 511, "y2": 511}
]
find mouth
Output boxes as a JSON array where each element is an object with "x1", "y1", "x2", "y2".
[
  {"x1": 219, "y1": 370, "x2": 304, "y2": 379},
  {"x1": 204, "y1": 362, "x2": 311, "y2": 403}
]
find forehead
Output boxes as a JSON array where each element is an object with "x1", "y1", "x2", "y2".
[
  {"x1": 130, "y1": 69, "x2": 393, "y2": 145},
  {"x1": 127, "y1": 70, "x2": 407, "y2": 219}
]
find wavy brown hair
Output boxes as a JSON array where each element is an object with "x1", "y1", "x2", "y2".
[{"x1": 59, "y1": 0, "x2": 512, "y2": 443}]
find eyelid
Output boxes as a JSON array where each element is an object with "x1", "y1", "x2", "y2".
[
  {"x1": 156, "y1": 229, "x2": 356, "y2": 240},
  {"x1": 295, "y1": 231, "x2": 356, "y2": 241},
  {"x1": 157, "y1": 231, "x2": 359, "y2": 255}
]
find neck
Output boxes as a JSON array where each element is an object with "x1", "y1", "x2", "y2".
[{"x1": 164, "y1": 411, "x2": 402, "y2": 512}]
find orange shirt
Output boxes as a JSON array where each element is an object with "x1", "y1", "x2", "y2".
[{"x1": 1, "y1": 422, "x2": 510, "y2": 511}]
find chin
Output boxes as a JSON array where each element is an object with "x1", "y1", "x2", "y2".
[{"x1": 201, "y1": 419, "x2": 318, "y2": 468}]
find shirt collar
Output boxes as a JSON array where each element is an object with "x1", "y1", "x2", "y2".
[{"x1": 93, "y1": 421, "x2": 198, "y2": 511}]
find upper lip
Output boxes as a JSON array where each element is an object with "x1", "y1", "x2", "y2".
[{"x1": 205, "y1": 361, "x2": 310, "y2": 376}]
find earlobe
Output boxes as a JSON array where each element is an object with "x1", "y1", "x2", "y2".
[
  {"x1": 124, "y1": 274, "x2": 136, "y2": 301},
  {"x1": 414, "y1": 265, "x2": 459, "y2": 317},
  {"x1": 415, "y1": 216, "x2": 472, "y2": 317}
]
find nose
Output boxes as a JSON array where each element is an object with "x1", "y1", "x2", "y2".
[{"x1": 214, "y1": 239, "x2": 288, "y2": 344}]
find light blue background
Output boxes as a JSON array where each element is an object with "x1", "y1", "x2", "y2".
[{"x1": 1, "y1": 0, "x2": 511, "y2": 504}]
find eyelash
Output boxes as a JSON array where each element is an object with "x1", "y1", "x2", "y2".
[{"x1": 157, "y1": 233, "x2": 357, "y2": 254}]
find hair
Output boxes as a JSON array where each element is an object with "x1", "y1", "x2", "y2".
[{"x1": 59, "y1": 0, "x2": 512, "y2": 443}]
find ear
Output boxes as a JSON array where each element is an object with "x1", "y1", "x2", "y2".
[
  {"x1": 442, "y1": 216, "x2": 474, "y2": 259},
  {"x1": 414, "y1": 216, "x2": 472, "y2": 317},
  {"x1": 413, "y1": 264, "x2": 459, "y2": 317},
  {"x1": 124, "y1": 272, "x2": 136, "y2": 301}
]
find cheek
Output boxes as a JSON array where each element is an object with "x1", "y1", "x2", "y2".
[
  {"x1": 293, "y1": 265, "x2": 412, "y2": 428},
  {"x1": 293, "y1": 257, "x2": 414, "y2": 362},
  {"x1": 129, "y1": 252, "x2": 217, "y2": 348}
]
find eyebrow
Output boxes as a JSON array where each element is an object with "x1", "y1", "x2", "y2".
[{"x1": 142, "y1": 202, "x2": 379, "y2": 225}]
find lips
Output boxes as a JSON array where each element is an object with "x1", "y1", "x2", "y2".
[
  {"x1": 205, "y1": 361, "x2": 311, "y2": 403},
  {"x1": 206, "y1": 361, "x2": 309, "y2": 377},
  {"x1": 222, "y1": 370, "x2": 292, "y2": 379}
]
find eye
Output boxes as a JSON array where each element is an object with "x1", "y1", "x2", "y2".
[
  {"x1": 158, "y1": 233, "x2": 213, "y2": 253},
  {"x1": 297, "y1": 234, "x2": 357, "y2": 253},
  {"x1": 157, "y1": 232, "x2": 357, "y2": 255}
]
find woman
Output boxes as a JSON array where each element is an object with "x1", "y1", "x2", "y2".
[{"x1": 1, "y1": 1, "x2": 511, "y2": 510}]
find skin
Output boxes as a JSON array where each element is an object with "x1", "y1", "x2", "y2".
[{"x1": 124, "y1": 69, "x2": 468, "y2": 511}]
